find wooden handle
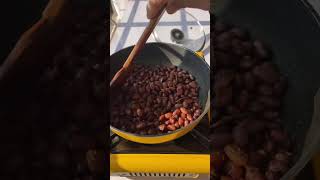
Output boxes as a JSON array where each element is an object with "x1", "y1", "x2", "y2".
[
  {"x1": 110, "y1": 4, "x2": 166, "y2": 87},
  {"x1": 110, "y1": 67, "x2": 127, "y2": 87},
  {"x1": 42, "y1": 0, "x2": 68, "y2": 20}
]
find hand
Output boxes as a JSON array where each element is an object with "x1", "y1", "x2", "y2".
[{"x1": 147, "y1": 0, "x2": 210, "y2": 19}]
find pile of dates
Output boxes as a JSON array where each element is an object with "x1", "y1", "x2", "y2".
[
  {"x1": 211, "y1": 20, "x2": 293, "y2": 180},
  {"x1": 1, "y1": 5, "x2": 107, "y2": 180},
  {"x1": 111, "y1": 65, "x2": 202, "y2": 135}
]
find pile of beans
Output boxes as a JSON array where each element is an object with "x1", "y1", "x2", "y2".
[
  {"x1": 111, "y1": 65, "x2": 202, "y2": 135},
  {"x1": 1, "y1": 6, "x2": 106, "y2": 180},
  {"x1": 211, "y1": 20, "x2": 293, "y2": 180}
]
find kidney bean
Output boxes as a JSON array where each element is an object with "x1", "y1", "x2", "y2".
[
  {"x1": 268, "y1": 160, "x2": 289, "y2": 174},
  {"x1": 220, "y1": 176, "x2": 233, "y2": 180},
  {"x1": 165, "y1": 112, "x2": 172, "y2": 119},
  {"x1": 181, "y1": 113, "x2": 186, "y2": 119},
  {"x1": 264, "y1": 140, "x2": 275, "y2": 153},
  {"x1": 248, "y1": 151, "x2": 266, "y2": 167},
  {"x1": 263, "y1": 111, "x2": 280, "y2": 119},
  {"x1": 224, "y1": 144, "x2": 248, "y2": 167},
  {"x1": 225, "y1": 161, "x2": 244, "y2": 179},
  {"x1": 245, "y1": 166, "x2": 265, "y2": 180},
  {"x1": 136, "y1": 109, "x2": 143, "y2": 117},
  {"x1": 167, "y1": 125, "x2": 176, "y2": 131},
  {"x1": 239, "y1": 55, "x2": 256, "y2": 70},
  {"x1": 158, "y1": 124, "x2": 166, "y2": 131},
  {"x1": 214, "y1": 86, "x2": 233, "y2": 107},
  {"x1": 243, "y1": 72, "x2": 256, "y2": 90},
  {"x1": 136, "y1": 122, "x2": 146, "y2": 130},
  {"x1": 265, "y1": 171, "x2": 281, "y2": 180},
  {"x1": 180, "y1": 107, "x2": 188, "y2": 114},
  {"x1": 169, "y1": 118, "x2": 175, "y2": 124},
  {"x1": 233, "y1": 125, "x2": 249, "y2": 147},
  {"x1": 246, "y1": 120, "x2": 266, "y2": 133},
  {"x1": 186, "y1": 114, "x2": 193, "y2": 121},
  {"x1": 210, "y1": 133, "x2": 233, "y2": 150},
  {"x1": 178, "y1": 117, "x2": 184, "y2": 126},
  {"x1": 215, "y1": 70, "x2": 235, "y2": 88},
  {"x1": 270, "y1": 129, "x2": 288, "y2": 143},
  {"x1": 253, "y1": 62, "x2": 280, "y2": 84},
  {"x1": 159, "y1": 114, "x2": 165, "y2": 121},
  {"x1": 173, "y1": 109, "x2": 181, "y2": 116},
  {"x1": 274, "y1": 152, "x2": 291, "y2": 164}
]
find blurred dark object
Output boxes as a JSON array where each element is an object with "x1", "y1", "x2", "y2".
[{"x1": 0, "y1": 0, "x2": 49, "y2": 64}]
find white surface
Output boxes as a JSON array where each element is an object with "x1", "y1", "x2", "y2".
[{"x1": 110, "y1": 0, "x2": 210, "y2": 65}]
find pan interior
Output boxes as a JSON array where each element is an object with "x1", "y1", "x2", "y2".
[
  {"x1": 110, "y1": 42, "x2": 210, "y2": 111},
  {"x1": 110, "y1": 42, "x2": 210, "y2": 136}
]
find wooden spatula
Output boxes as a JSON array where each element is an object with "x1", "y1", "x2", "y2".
[{"x1": 110, "y1": 4, "x2": 166, "y2": 90}]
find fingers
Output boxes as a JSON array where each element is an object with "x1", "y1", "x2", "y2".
[
  {"x1": 166, "y1": 0, "x2": 186, "y2": 14},
  {"x1": 147, "y1": 0, "x2": 209, "y2": 19},
  {"x1": 147, "y1": 0, "x2": 187, "y2": 19},
  {"x1": 147, "y1": 0, "x2": 168, "y2": 19},
  {"x1": 184, "y1": 0, "x2": 210, "y2": 11},
  {"x1": 166, "y1": 0, "x2": 210, "y2": 14}
]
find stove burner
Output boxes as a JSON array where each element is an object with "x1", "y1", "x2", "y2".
[
  {"x1": 110, "y1": 117, "x2": 210, "y2": 154},
  {"x1": 170, "y1": 28, "x2": 184, "y2": 43}
]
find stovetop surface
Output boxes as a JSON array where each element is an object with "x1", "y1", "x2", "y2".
[{"x1": 111, "y1": 119, "x2": 209, "y2": 154}]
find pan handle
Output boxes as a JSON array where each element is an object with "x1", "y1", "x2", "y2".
[
  {"x1": 190, "y1": 128, "x2": 209, "y2": 150},
  {"x1": 195, "y1": 51, "x2": 205, "y2": 58},
  {"x1": 110, "y1": 133, "x2": 121, "y2": 150},
  {"x1": 195, "y1": 50, "x2": 211, "y2": 125},
  {"x1": 208, "y1": 108, "x2": 211, "y2": 124}
]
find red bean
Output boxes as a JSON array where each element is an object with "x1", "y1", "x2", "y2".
[
  {"x1": 181, "y1": 113, "x2": 186, "y2": 119},
  {"x1": 186, "y1": 114, "x2": 193, "y2": 121},
  {"x1": 159, "y1": 114, "x2": 165, "y2": 121},
  {"x1": 178, "y1": 118, "x2": 184, "y2": 126},
  {"x1": 169, "y1": 118, "x2": 175, "y2": 124},
  {"x1": 167, "y1": 125, "x2": 176, "y2": 131},
  {"x1": 180, "y1": 107, "x2": 188, "y2": 114},
  {"x1": 158, "y1": 124, "x2": 165, "y2": 131},
  {"x1": 173, "y1": 109, "x2": 181, "y2": 116}
]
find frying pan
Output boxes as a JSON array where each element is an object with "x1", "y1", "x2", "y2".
[
  {"x1": 215, "y1": 0, "x2": 320, "y2": 178},
  {"x1": 110, "y1": 42, "x2": 210, "y2": 144}
]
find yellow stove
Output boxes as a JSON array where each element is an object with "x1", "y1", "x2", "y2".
[{"x1": 110, "y1": 118, "x2": 210, "y2": 179}]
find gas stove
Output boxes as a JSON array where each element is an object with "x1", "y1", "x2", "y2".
[{"x1": 110, "y1": 116, "x2": 210, "y2": 179}]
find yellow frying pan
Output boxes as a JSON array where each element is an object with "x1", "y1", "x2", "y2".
[{"x1": 110, "y1": 42, "x2": 210, "y2": 144}]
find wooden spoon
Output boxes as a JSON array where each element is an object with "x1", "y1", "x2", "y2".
[{"x1": 110, "y1": 4, "x2": 166, "y2": 90}]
